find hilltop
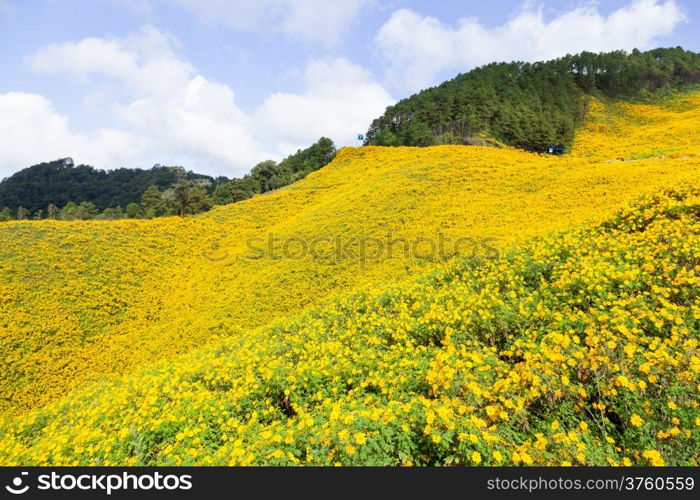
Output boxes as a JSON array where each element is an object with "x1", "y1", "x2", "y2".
[{"x1": 366, "y1": 48, "x2": 700, "y2": 151}]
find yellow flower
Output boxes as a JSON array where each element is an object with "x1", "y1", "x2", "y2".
[
  {"x1": 471, "y1": 451, "x2": 482, "y2": 465},
  {"x1": 630, "y1": 414, "x2": 643, "y2": 427},
  {"x1": 354, "y1": 433, "x2": 367, "y2": 445},
  {"x1": 642, "y1": 450, "x2": 665, "y2": 466}
]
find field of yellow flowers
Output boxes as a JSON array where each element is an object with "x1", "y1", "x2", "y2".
[
  {"x1": 0, "y1": 92, "x2": 699, "y2": 466},
  {"x1": 1, "y1": 186, "x2": 698, "y2": 466},
  {"x1": 573, "y1": 91, "x2": 700, "y2": 160}
]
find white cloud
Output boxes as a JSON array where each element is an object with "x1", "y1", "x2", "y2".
[
  {"x1": 113, "y1": 75, "x2": 265, "y2": 174},
  {"x1": 26, "y1": 26, "x2": 268, "y2": 176},
  {"x1": 0, "y1": 92, "x2": 141, "y2": 179},
  {"x1": 375, "y1": 0, "x2": 687, "y2": 93},
  {"x1": 1, "y1": 26, "x2": 393, "y2": 177},
  {"x1": 29, "y1": 26, "x2": 193, "y2": 97},
  {"x1": 255, "y1": 58, "x2": 394, "y2": 156},
  {"x1": 171, "y1": 0, "x2": 370, "y2": 45}
]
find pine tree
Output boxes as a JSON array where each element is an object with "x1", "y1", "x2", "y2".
[
  {"x1": 126, "y1": 202, "x2": 141, "y2": 218},
  {"x1": 76, "y1": 201, "x2": 98, "y2": 220},
  {"x1": 141, "y1": 185, "x2": 163, "y2": 218},
  {"x1": 16, "y1": 206, "x2": 30, "y2": 220},
  {"x1": 61, "y1": 202, "x2": 78, "y2": 220},
  {"x1": 47, "y1": 204, "x2": 59, "y2": 219}
]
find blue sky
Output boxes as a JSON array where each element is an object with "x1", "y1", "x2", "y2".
[{"x1": 0, "y1": 0, "x2": 697, "y2": 177}]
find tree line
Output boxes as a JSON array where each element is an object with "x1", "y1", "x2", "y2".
[
  {"x1": 365, "y1": 47, "x2": 700, "y2": 152},
  {"x1": 4, "y1": 47, "x2": 699, "y2": 221},
  {"x1": 0, "y1": 158, "x2": 222, "y2": 213},
  {"x1": 0, "y1": 138, "x2": 336, "y2": 221}
]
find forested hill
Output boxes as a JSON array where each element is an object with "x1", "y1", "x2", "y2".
[
  {"x1": 0, "y1": 137, "x2": 336, "y2": 220},
  {"x1": 0, "y1": 158, "x2": 221, "y2": 213},
  {"x1": 365, "y1": 47, "x2": 700, "y2": 151}
]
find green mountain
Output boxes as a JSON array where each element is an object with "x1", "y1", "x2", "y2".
[
  {"x1": 365, "y1": 47, "x2": 700, "y2": 151},
  {"x1": 0, "y1": 158, "x2": 223, "y2": 214}
]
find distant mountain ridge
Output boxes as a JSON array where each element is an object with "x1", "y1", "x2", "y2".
[
  {"x1": 0, "y1": 158, "x2": 222, "y2": 213},
  {"x1": 0, "y1": 137, "x2": 336, "y2": 220}
]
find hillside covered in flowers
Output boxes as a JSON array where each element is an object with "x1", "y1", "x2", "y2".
[{"x1": 0, "y1": 91, "x2": 699, "y2": 466}]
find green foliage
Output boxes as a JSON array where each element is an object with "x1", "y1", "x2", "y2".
[
  {"x1": 76, "y1": 201, "x2": 98, "y2": 220},
  {"x1": 212, "y1": 179, "x2": 252, "y2": 205},
  {"x1": 249, "y1": 160, "x2": 278, "y2": 193},
  {"x1": 61, "y1": 202, "x2": 78, "y2": 220},
  {"x1": 140, "y1": 185, "x2": 163, "y2": 219},
  {"x1": 126, "y1": 203, "x2": 141, "y2": 219},
  {"x1": 46, "y1": 204, "x2": 59, "y2": 220},
  {"x1": 366, "y1": 47, "x2": 700, "y2": 151},
  {"x1": 247, "y1": 137, "x2": 336, "y2": 194},
  {"x1": 0, "y1": 158, "x2": 222, "y2": 214},
  {"x1": 15, "y1": 207, "x2": 30, "y2": 220},
  {"x1": 100, "y1": 207, "x2": 116, "y2": 220},
  {"x1": 212, "y1": 137, "x2": 337, "y2": 203}
]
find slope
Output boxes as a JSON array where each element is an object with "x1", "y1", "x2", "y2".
[
  {"x1": 1, "y1": 186, "x2": 697, "y2": 466},
  {"x1": 1, "y1": 92, "x2": 699, "y2": 418},
  {"x1": 574, "y1": 92, "x2": 700, "y2": 160}
]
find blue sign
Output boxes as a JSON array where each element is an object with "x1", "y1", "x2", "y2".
[{"x1": 357, "y1": 134, "x2": 364, "y2": 141}]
